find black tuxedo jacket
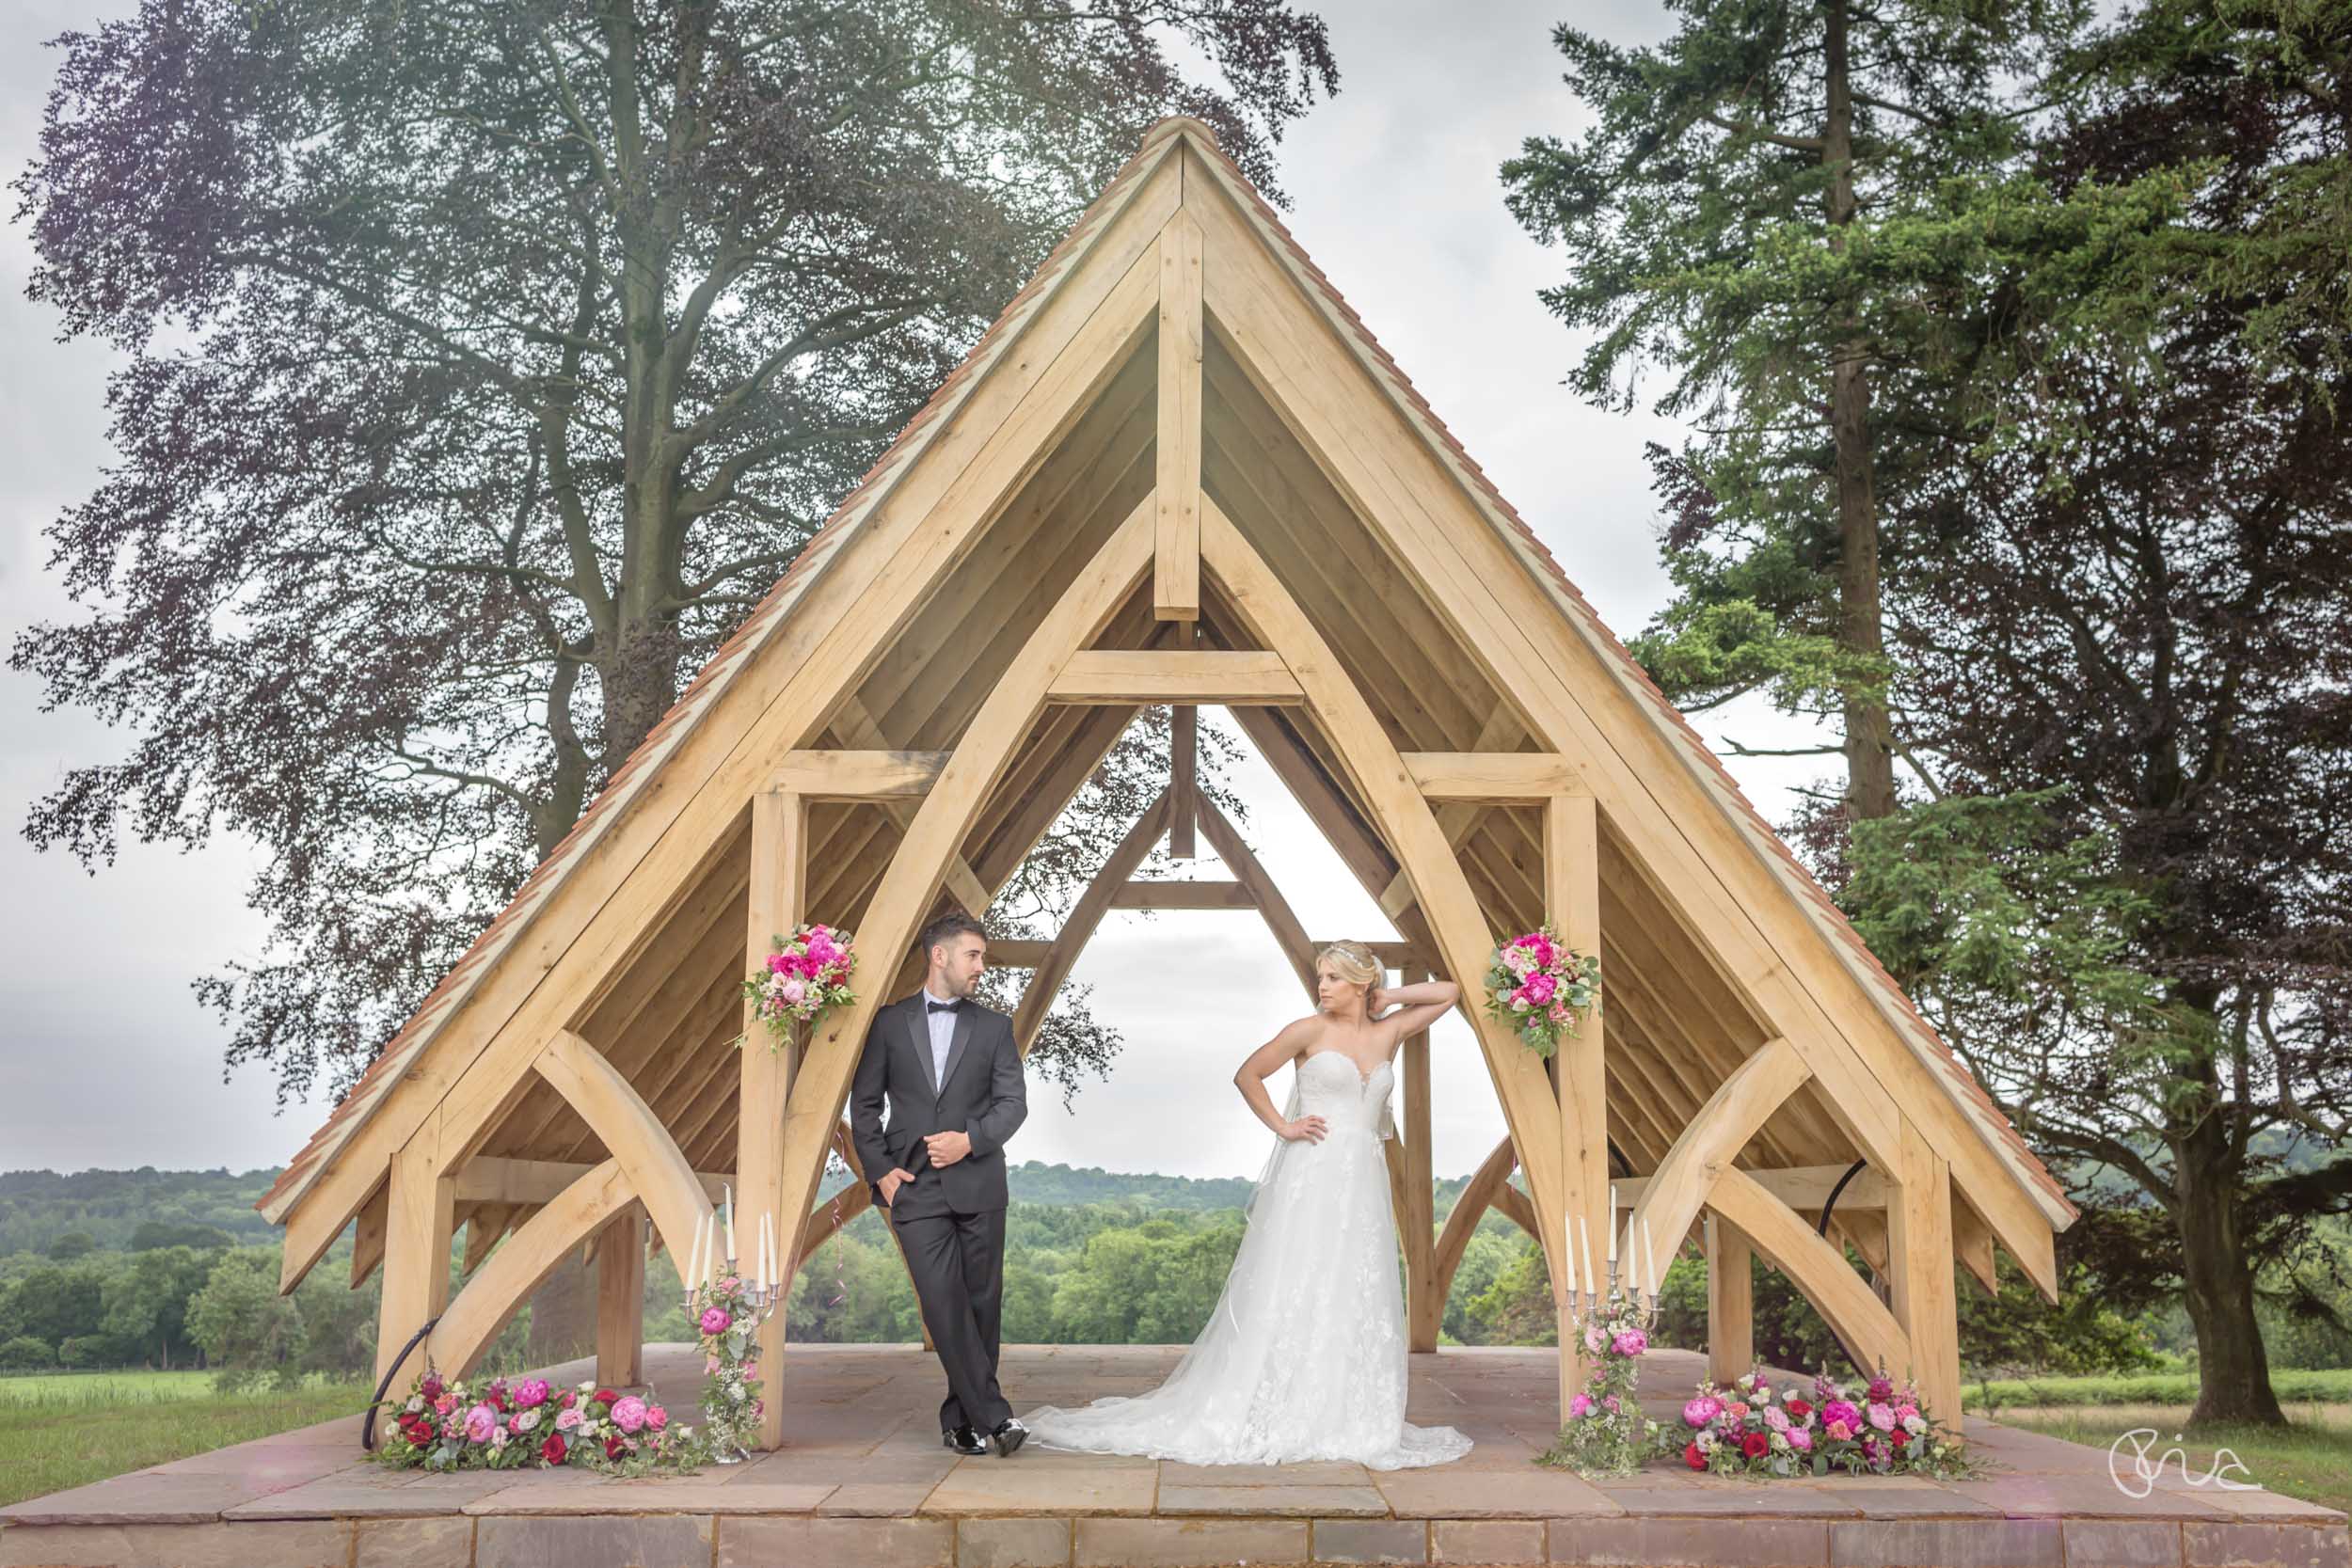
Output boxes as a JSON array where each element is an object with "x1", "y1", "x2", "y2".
[{"x1": 848, "y1": 992, "x2": 1026, "y2": 1220}]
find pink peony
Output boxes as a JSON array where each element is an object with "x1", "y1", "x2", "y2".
[
  {"x1": 740, "y1": 1362, "x2": 759, "y2": 1383},
  {"x1": 1895, "y1": 1402, "x2": 1919, "y2": 1424},
  {"x1": 767, "y1": 950, "x2": 794, "y2": 975},
  {"x1": 1525, "y1": 972, "x2": 1558, "y2": 1005},
  {"x1": 514, "y1": 1378, "x2": 550, "y2": 1409},
  {"x1": 1611, "y1": 1328, "x2": 1647, "y2": 1357},
  {"x1": 610, "y1": 1395, "x2": 649, "y2": 1434},
  {"x1": 1683, "y1": 1396, "x2": 1722, "y2": 1429},
  {"x1": 775, "y1": 975, "x2": 807, "y2": 1007},
  {"x1": 554, "y1": 1407, "x2": 582, "y2": 1432},
  {"x1": 646, "y1": 1405, "x2": 668, "y2": 1432},
  {"x1": 433, "y1": 1393, "x2": 456, "y2": 1417},
  {"x1": 1820, "y1": 1400, "x2": 1860, "y2": 1433},
  {"x1": 1826, "y1": 1419, "x2": 1853, "y2": 1442},
  {"x1": 463, "y1": 1404, "x2": 497, "y2": 1444},
  {"x1": 1569, "y1": 1392, "x2": 1594, "y2": 1418},
  {"x1": 1603, "y1": 1395, "x2": 1621, "y2": 1414},
  {"x1": 1582, "y1": 1324, "x2": 1608, "y2": 1354},
  {"x1": 1787, "y1": 1427, "x2": 1814, "y2": 1452},
  {"x1": 1867, "y1": 1402, "x2": 1897, "y2": 1432},
  {"x1": 1763, "y1": 1406, "x2": 1789, "y2": 1433},
  {"x1": 700, "y1": 1307, "x2": 733, "y2": 1336}
]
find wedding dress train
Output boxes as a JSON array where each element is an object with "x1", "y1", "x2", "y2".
[{"x1": 1021, "y1": 1051, "x2": 1472, "y2": 1469}]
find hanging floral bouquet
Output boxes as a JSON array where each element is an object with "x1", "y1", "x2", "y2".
[
  {"x1": 1537, "y1": 1295, "x2": 1660, "y2": 1477},
  {"x1": 693, "y1": 1273, "x2": 770, "y2": 1461},
  {"x1": 740, "y1": 923, "x2": 857, "y2": 1049},
  {"x1": 1667, "y1": 1367, "x2": 1972, "y2": 1480},
  {"x1": 371, "y1": 1370, "x2": 699, "y2": 1477},
  {"x1": 1485, "y1": 927, "x2": 1599, "y2": 1059}
]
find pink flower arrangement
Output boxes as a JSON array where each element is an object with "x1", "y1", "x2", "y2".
[
  {"x1": 742, "y1": 924, "x2": 858, "y2": 1045},
  {"x1": 1668, "y1": 1369, "x2": 1967, "y2": 1479},
  {"x1": 700, "y1": 1306, "x2": 734, "y2": 1336},
  {"x1": 371, "y1": 1370, "x2": 697, "y2": 1476},
  {"x1": 1538, "y1": 1294, "x2": 1656, "y2": 1478},
  {"x1": 1483, "y1": 926, "x2": 1599, "y2": 1059}
]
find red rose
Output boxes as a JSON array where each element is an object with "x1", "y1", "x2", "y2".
[
  {"x1": 540, "y1": 1433, "x2": 567, "y2": 1465},
  {"x1": 486, "y1": 1389, "x2": 509, "y2": 1414},
  {"x1": 1890, "y1": 1428, "x2": 1911, "y2": 1447},
  {"x1": 605, "y1": 1435, "x2": 627, "y2": 1461},
  {"x1": 1684, "y1": 1441, "x2": 1707, "y2": 1470},
  {"x1": 560, "y1": 1389, "x2": 576, "y2": 1408},
  {"x1": 1741, "y1": 1431, "x2": 1770, "y2": 1459},
  {"x1": 1786, "y1": 1399, "x2": 1812, "y2": 1419},
  {"x1": 594, "y1": 1388, "x2": 620, "y2": 1407}
]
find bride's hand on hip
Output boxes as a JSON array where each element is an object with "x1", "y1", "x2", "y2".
[{"x1": 1280, "y1": 1115, "x2": 1328, "y2": 1144}]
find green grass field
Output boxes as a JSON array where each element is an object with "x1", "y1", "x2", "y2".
[
  {"x1": 1963, "y1": 1368, "x2": 2352, "y2": 1409},
  {"x1": 0, "y1": 1374, "x2": 371, "y2": 1509},
  {"x1": 1991, "y1": 1402, "x2": 2352, "y2": 1516}
]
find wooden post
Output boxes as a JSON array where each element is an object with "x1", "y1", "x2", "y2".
[
  {"x1": 375, "y1": 1132, "x2": 455, "y2": 1390},
  {"x1": 596, "y1": 1206, "x2": 646, "y2": 1387},
  {"x1": 1547, "y1": 793, "x2": 1607, "y2": 1418},
  {"x1": 1169, "y1": 626, "x2": 1198, "y2": 858},
  {"x1": 741, "y1": 788, "x2": 805, "y2": 1449},
  {"x1": 1888, "y1": 1117, "x2": 1963, "y2": 1431},
  {"x1": 1403, "y1": 977, "x2": 1438, "y2": 1353},
  {"x1": 1706, "y1": 1213, "x2": 1755, "y2": 1384},
  {"x1": 1154, "y1": 211, "x2": 1204, "y2": 621}
]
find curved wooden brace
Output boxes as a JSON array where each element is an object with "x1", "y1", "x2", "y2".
[
  {"x1": 431, "y1": 1159, "x2": 635, "y2": 1379},
  {"x1": 771, "y1": 496, "x2": 1158, "y2": 1275},
  {"x1": 535, "y1": 1029, "x2": 714, "y2": 1281},
  {"x1": 1434, "y1": 1136, "x2": 1537, "y2": 1304},
  {"x1": 1708, "y1": 1165, "x2": 1912, "y2": 1381},
  {"x1": 1200, "y1": 499, "x2": 1569, "y2": 1302},
  {"x1": 1625, "y1": 1036, "x2": 1810, "y2": 1296},
  {"x1": 1014, "y1": 788, "x2": 1171, "y2": 1052}
]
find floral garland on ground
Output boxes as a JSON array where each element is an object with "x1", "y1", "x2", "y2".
[
  {"x1": 1538, "y1": 1298, "x2": 1660, "y2": 1477},
  {"x1": 739, "y1": 923, "x2": 856, "y2": 1049},
  {"x1": 1669, "y1": 1367, "x2": 1973, "y2": 1480},
  {"x1": 693, "y1": 1273, "x2": 769, "y2": 1460},
  {"x1": 372, "y1": 1370, "x2": 699, "y2": 1476},
  {"x1": 1484, "y1": 927, "x2": 1599, "y2": 1060}
]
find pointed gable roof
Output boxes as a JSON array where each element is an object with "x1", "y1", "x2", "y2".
[{"x1": 262, "y1": 117, "x2": 2069, "y2": 1252}]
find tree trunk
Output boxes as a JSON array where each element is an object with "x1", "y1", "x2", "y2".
[
  {"x1": 1820, "y1": 0, "x2": 1899, "y2": 823},
  {"x1": 2174, "y1": 1118, "x2": 2285, "y2": 1426}
]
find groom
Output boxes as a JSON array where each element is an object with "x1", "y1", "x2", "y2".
[{"x1": 849, "y1": 911, "x2": 1029, "y2": 1457}]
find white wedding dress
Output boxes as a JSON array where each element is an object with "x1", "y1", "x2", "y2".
[{"x1": 1022, "y1": 1051, "x2": 1473, "y2": 1469}]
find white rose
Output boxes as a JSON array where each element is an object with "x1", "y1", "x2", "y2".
[
  {"x1": 1903, "y1": 1413, "x2": 1927, "y2": 1435},
  {"x1": 516, "y1": 1408, "x2": 541, "y2": 1433},
  {"x1": 405, "y1": 1396, "x2": 423, "y2": 1414},
  {"x1": 489, "y1": 1426, "x2": 508, "y2": 1447}
]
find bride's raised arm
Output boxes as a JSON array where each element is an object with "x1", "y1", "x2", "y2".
[
  {"x1": 1232, "y1": 1017, "x2": 1328, "y2": 1144},
  {"x1": 1371, "y1": 977, "x2": 1461, "y2": 1048}
]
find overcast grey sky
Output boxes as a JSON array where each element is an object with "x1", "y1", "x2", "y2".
[{"x1": 0, "y1": 0, "x2": 1832, "y2": 1181}]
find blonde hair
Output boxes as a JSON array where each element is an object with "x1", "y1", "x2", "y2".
[{"x1": 1316, "y1": 941, "x2": 1381, "y2": 1020}]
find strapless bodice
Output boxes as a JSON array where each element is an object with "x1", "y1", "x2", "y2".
[{"x1": 1295, "y1": 1050, "x2": 1394, "y2": 1133}]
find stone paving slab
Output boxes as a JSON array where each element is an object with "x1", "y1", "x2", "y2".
[{"x1": 0, "y1": 1342, "x2": 2343, "y2": 1568}]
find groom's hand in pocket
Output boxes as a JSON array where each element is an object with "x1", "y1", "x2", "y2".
[
  {"x1": 878, "y1": 1167, "x2": 915, "y2": 1208},
  {"x1": 923, "y1": 1130, "x2": 972, "y2": 1167}
]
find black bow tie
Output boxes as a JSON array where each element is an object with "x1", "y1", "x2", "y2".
[{"x1": 926, "y1": 998, "x2": 961, "y2": 1014}]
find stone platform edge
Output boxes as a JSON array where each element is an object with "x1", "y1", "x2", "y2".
[{"x1": 5, "y1": 1509, "x2": 2351, "y2": 1568}]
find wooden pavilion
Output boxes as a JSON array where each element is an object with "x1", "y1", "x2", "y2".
[{"x1": 259, "y1": 118, "x2": 2074, "y2": 1449}]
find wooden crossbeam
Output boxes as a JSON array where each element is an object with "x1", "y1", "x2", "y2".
[
  {"x1": 1047, "y1": 649, "x2": 1303, "y2": 705},
  {"x1": 1377, "y1": 705, "x2": 1524, "y2": 920},
  {"x1": 827, "y1": 696, "x2": 993, "y2": 917},
  {"x1": 1405, "y1": 752, "x2": 1580, "y2": 801},
  {"x1": 1154, "y1": 210, "x2": 1204, "y2": 620},
  {"x1": 981, "y1": 939, "x2": 1051, "y2": 968},
  {"x1": 457, "y1": 1154, "x2": 734, "y2": 1208},
  {"x1": 771, "y1": 749, "x2": 948, "y2": 800},
  {"x1": 1610, "y1": 1163, "x2": 1889, "y2": 1213},
  {"x1": 432, "y1": 1159, "x2": 637, "y2": 1380},
  {"x1": 1709, "y1": 1166, "x2": 1914, "y2": 1384},
  {"x1": 1014, "y1": 791, "x2": 1171, "y2": 1053},
  {"x1": 1110, "y1": 879, "x2": 1254, "y2": 910}
]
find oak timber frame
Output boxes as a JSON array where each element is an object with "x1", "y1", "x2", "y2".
[{"x1": 276, "y1": 121, "x2": 2061, "y2": 1458}]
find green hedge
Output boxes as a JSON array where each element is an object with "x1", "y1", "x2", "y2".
[{"x1": 1964, "y1": 1369, "x2": 2352, "y2": 1409}]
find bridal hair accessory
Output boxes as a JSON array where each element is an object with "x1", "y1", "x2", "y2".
[
  {"x1": 1484, "y1": 927, "x2": 1598, "y2": 1060},
  {"x1": 739, "y1": 923, "x2": 857, "y2": 1048}
]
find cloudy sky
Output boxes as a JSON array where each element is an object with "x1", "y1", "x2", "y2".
[{"x1": 0, "y1": 0, "x2": 1831, "y2": 1182}]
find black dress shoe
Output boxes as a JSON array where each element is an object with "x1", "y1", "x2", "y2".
[
  {"x1": 943, "y1": 1424, "x2": 987, "y2": 1456},
  {"x1": 992, "y1": 1417, "x2": 1027, "y2": 1457}
]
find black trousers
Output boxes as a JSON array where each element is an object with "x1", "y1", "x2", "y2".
[{"x1": 893, "y1": 1206, "x2": 1010, "y2": 1433}]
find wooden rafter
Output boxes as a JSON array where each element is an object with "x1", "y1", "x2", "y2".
[
  {"x1": 1048, "y1": 649, "x2": 1302, "y2": 705},
  {"x1": 1625, "y1": 1036, "x2": 1811, "y2": 1298},
  {"x1": 824, "y1": 697, "x2": 992, "y2": 916},
  {"x1": 1154, "y1": 209, "x2": 1204, "y2": 620},
  {"x1": 533, "y1": 1027, "x2": 716, "y2": 1280}
]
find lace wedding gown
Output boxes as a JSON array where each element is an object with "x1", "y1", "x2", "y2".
[{"x1": 1021, "y1": 1051, "x2": 1473, "y2": 1469}]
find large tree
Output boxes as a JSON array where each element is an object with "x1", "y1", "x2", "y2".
[
  {"x1": 1835, "y1": 0, "x2": 2352, "y2": 1426},
  {"x1": 13, "y1": 0, "x2": 1335, "y2": 1106},
  {"x1": 1499, "y1": 0, "x2": 2172, "y2": 821}
]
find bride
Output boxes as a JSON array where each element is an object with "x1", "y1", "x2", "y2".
[{"x1": 1022, "y1": 941, "x2": 1474, "y2": 1469}]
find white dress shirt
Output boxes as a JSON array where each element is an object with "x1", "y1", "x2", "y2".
[{"x1": 919, "y1": 986, "x2": 958, "y2": 1087}]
